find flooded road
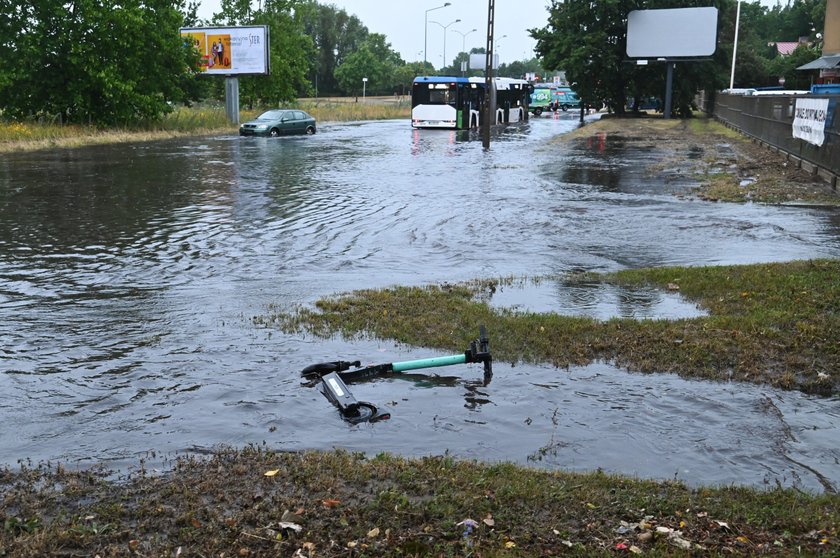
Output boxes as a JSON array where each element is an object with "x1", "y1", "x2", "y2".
[{"x1": 2, "y1": 115, "x2": 839, "y2": 492}]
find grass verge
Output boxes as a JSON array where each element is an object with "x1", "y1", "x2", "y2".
[
  {"x1": 0, "y1": 98, "x2": 411, "y2": 153},
  {"x1": 1, "y1": 447, "x2": 837, "y2": 557},
  {"x1": 259, "y1": 259, "x2": 839, "y2": 396}
]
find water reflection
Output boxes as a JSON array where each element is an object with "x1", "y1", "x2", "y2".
[{"x1": 488, "y1": 279, "x2": 707, "y2": 320}]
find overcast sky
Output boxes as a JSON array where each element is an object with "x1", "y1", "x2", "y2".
[{"x1": 197, "y1": 1, "x2": 553, "y2": 67}]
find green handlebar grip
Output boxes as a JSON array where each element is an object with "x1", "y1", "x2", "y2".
[{"x1": 391, "y1": 354, "x2": 466, "y2": 372}]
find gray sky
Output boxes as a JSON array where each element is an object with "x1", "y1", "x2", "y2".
[{"x1": 197, "y1": 1, "x2": 552, "y2": 67}]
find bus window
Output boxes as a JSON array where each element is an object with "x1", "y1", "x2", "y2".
[{"x1": 427, "y1": 83, "x2": 457, "y2": 107}]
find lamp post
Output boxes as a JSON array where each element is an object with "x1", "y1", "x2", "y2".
[
  {"x1": 424, "y1": 3, "x2": 451, "y2": 68},
  {"x1": 729, "y1": 0, "x2": 741, "y2": 89},
  {"x1": 491, "y1": 34, "x2": 507, "y2": 68},
  {"x1": 362, "y1": 77, "x2": 368, "y2": 100},
  {"x1": 494, "y1": 34, "x2": 507, "y2": 53},
  {"x1": 451, "y1": 28, "x2": 477, "y2": 75},
  {"x1": 451, "y1": 28, "x2": 477, "y2": 55},
  {"x1": 430, "y1": 19, "x2": 461, "y2": 71}
]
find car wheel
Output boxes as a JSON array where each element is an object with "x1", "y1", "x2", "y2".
[
  {"x1": 534, "y1": 107, "x2": 542, "y2": 116},
  {"x1": 269, "y1": 128, "x2": 280, "y2": 137},
  {"x1": 306, "y1": 126, "x2": 316, "y2": 135}
]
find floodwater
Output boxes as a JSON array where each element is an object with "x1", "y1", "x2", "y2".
[{"x1": 2, "y1": 115, "x2": 839, "y2": 493}]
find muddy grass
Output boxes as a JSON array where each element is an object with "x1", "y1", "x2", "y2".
[
  {"x1": 559, "y1": 115, "x2": 839, "y2": 205},
  {"x1": 265, "y1": 259, "x2": 839, "y2": 396},
  {"x1": 2, "y1": 448, "x2": 838, "y2": 557}
]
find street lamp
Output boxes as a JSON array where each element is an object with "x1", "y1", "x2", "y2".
[
  {"x1": 424, "y1": 3, "x2": 451, "y2": 68},
  {"x1": 729, "y1": 0, "x2": 742, "y2": 89},
  {"x1": 451, "y1": 28, "x2": 477, "y2": 55},
  {"x1": 429, "y1": 18, "x2": 461, "y2": 71},
  {"x1": 362, "y1": 77, "x2": 368, "y2": 100},
  {"x1": 451, "y1": 28, "x2": 477, "y2": 75}
]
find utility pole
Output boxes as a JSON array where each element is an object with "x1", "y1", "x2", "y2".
[{"x1": 482, "y1": 0, "x2": 495, "y2": 149}]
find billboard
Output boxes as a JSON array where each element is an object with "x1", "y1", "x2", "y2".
[
  {"x1": 626, "y1": 8, "x2": 718, "y2": 59},
  {"x1": 180, "y1": 26, "x2": 270, "y2": 75},
  {"x1": 470, "y1": 53, "x2": 500, "y2": 71}
]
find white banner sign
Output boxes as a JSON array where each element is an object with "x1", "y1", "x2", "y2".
[{"x1": 792, "y1": 98, "x2": 829, "y2": 146}]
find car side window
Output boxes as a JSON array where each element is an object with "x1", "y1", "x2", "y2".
[{"x1": 294, "y1": 111, "x2": 305, "y2": 120}]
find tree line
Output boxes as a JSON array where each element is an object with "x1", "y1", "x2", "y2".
[
  {"x1": 0, "y1": 0, "x2": 508, "y2": 125},
  {"x1": 0, "y1": 0, "x2": 825, "y2": 125},
  {"x1": 531, "y1": 0, "x2": 825, "y2": 116}
]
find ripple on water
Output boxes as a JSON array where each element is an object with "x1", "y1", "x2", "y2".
[{"x1": 1, "y1": 118, "x2": 840, "y2": 491}]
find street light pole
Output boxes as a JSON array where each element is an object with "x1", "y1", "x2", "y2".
[
  {"x1": 729, "y1": 0, "x2": 742, "y2": 89},
  {"x1": 424, "y1": 3, "x2": 451, "y2": 69},
  {"x1": 493, "y1": 34, "x2": 507, "y2": 60},
  {"x1": 451, "y1": 28, "x2": 478, "y2": 56},
  {"x1": 430, "y1": 19, "x2": 461, "y2": 72},
  {"x1": 451, "y1": 28, "x2": 477, "y2": 75}
]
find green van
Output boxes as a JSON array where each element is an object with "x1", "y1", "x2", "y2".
[
  {"x1": 529, "y1": 85, "x2": 580, "y2": 115},
  {"x1": 529, "y1": 86, "x2": 553, "y2": 116},
  {"x1": 552, "y1": 88, "x2": 580, "y2": 111}
]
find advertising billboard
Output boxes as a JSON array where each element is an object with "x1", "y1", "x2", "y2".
[
  {"x1": 626, "y1": 8, "x2": 718, "y2": 59},
  {"x1": 180, "y1": 26, "x2": 270, "y2": 75}
]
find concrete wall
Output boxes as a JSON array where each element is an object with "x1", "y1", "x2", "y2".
[{"x1": 713, "y1": 93, "x2": 839, "y2": 189}]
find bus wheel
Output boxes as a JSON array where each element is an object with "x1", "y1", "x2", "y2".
[
  {"x1": 534, "y1": 107, "x2": 542, "y2": 116},
  {"x1": 561, "y1": 105, "x2": 568, "y2": 112}
]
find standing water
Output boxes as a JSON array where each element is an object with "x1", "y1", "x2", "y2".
[{"x1": 1, "y1": 115, "x2": 839, "y2": 492}]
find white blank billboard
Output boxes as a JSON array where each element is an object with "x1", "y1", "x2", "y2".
[
  {"x1": 470, "y1": 53, "x2": 500, "y2": 70},
  {"x1": 626, "y1": 8, "x2": 718, "y2": 59}
]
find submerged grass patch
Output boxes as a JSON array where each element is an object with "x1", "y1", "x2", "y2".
[
  {"x1": 1, "y1": 448, "x2": 837, "y2": 557},
  {"x1": 261, "y1": 259, "x2": 839, "y2": 395}
]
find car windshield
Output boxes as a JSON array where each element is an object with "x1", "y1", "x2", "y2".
[{"x1": 256, "y1": 110, "x2": 287, "y2": 121}]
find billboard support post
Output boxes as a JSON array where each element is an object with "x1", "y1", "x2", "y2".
[
  {"x1": 625, "y1": 8, "x2": 718, "y2": 119},
  {"x1": 225, "y1": 76, "x2": 240, "y2": 125},
  {"x1": 663, "y1": 62, "x2": 674, "y2": 119}
]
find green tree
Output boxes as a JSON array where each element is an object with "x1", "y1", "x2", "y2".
[
  {"x1": 0, "y1": 0, "x2": 203, "y2": 124},
  {"x1": 498, "y1": 58, "x2": 545, "y2": 79},
  {"x1": 334, "y1": 34, "x2": 402, "y2": 96},
  {"x1": 767, "y1": 43, "x2": 821, "y2": 90},
  {"x1": 532, "y1": 0, "x2": 738, "y2": 116},
  {"x1": 393, "y1": 62, "x2": 428, "y2": 95},
  {"x1": 205, "y1": 0, "x2": 313, "y2": 107},
  {"x1": 297, "y1": 0, "x2": 370, "y2": 96},
  {"x1": 334, "y1": 45, "x2": 378, "y2": 96},
  {"x1": 532, "y1": 0, "x2": 641, "y2": 114}
]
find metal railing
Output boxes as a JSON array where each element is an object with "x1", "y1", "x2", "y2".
[{"x1": 712, "y1": 93, "x2": 839, "y2": 188}]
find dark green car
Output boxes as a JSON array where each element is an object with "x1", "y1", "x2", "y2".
[{"x1": 239, "y1": 109, "x2": 317, "y2": 137}]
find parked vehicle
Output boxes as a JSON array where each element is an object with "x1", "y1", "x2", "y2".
[
  {"x1": 239, "y1": 109, "x2": 316, "y2": 137},
  {"x1": 529, "y1": 85, "x2": 580, "y2": 115}
]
